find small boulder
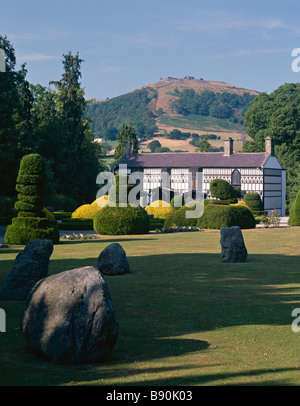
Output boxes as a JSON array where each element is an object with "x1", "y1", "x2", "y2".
[
  {"x1": 0, "y1": 239, "x2": 53, "y2": 301},
  {"x1": 21, "y1": 266, "x2": 119, "y2": 364},
  {"x1": 97, "y1": 243, "x2": 130, "y2": 275},
  {"x1": 220, "y1": 226, "x2": 248, "y2": 263}
]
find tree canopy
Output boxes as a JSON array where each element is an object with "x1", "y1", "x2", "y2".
[
  {"x1": 243, "y1": 83, "x2": 300, "y2": 205},
  {"x1": 0, "y1": 36, "x2": 105, "y2": 205}
]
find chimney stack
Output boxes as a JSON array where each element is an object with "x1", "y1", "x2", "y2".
[
  {"x1": 224, "y1": 138, "x2": 233, "y2": 156},
  {"x1": 265, "y1": 137, "x2": 274, "y2": 155}
]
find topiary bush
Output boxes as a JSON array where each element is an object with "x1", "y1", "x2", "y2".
[
  {"x1": 145, "y1": 200, "x2": 175, "y2": 219},
  {"x1": 5, "y1": 154, "x2": 59, "y2": 245},
  {"x1": 164, "y1": 202, "x2": 203, "y2": 228},
  {"x1": 244, "y1": 192, "x2": 264, "y2": 216},
  {"x1": 197, "y1": 204, "x2": 256, "y2": 229},
  {"x1": 210, "y1": 178, "x2": 239, "y2": 202},
  {"x1": 288, "y1": 191, "x2": 300, "y2": 226},
  {"x1": 170, "y1": 195, "x2": 184, "y2": 210},
  {"x1": 93, "y1": 205, "x2": 150, "y2": 235},
  {"x1": 108, "y1": 175, "x2": 135, "y2": 205}
]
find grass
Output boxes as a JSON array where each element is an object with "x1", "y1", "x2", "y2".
[{"x1": 0, "y1": 227, "x2": 300, "y2": 386}]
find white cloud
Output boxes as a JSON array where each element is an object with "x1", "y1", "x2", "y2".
[{"x1": 18, "y1": 52, "x2": 60, "y2": 62}]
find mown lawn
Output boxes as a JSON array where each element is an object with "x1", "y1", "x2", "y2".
[{"x1": 0, "y1": 226, "x2": 300, "y2": 386}]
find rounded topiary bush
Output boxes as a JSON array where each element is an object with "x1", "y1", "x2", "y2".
[
  {"x1": 5, "y1": 154, "x2": 59, "y2": 245},
  {"x1": 210, "y1": 178, "x2": 239, "y2": 201},
  {"x1": 244, "y1": 192, "x2": 264, "y2": 216},
  {"x1": 288, "y1": 191, "x2": 300, "y2": 226},
  {"x1": 93, "y1": 205, "x2": 150, "y2": 235},
  {"x1": 145, "y1": 200, "x2": 175, "y2": 219},
  {"x1": 164, "y1": 202, "x2": 203, "y2": 228},
  {"x1": 197, "y1": 204, "x2": 256, "y2": 229},
  {"x1": 108, "y1": 175, "x2": 134, "y2": 205}
]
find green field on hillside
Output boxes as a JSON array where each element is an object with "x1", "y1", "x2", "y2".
[{"x1": 158, "y1": 114, "x2": 245, "y2": 134}]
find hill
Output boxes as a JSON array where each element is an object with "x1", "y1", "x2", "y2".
[{"x1": 85, "y1": 77, "x2": 258, "y2": 152}]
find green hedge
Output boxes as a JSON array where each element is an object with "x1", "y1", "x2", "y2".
[
  {"x1": 94, "y1": 205, "x2": 150, "y2": 235},
  {"x1": 5, "y1": 220, "x2": 60, "y2": 245},
  {"x1": 244, "y1": 192, "x2": 264, "y2": 216},
  {"x1": 53, "y1": 212, "x2": 72, "y2": 220},
  {"x1": 149, "y1": 218, "x2": 165, "y2": 230},
  {"x1": 58, "y1": 218, "x2": 94, "y2": 230},
  {"x1": 164, "y1": 202, "x2": 203, "y2": 228},
  {"x1": 288, "y1": 191, "x2": 300, "y2": 226},
  {"x1": 197, "y1": 204, "x2": 256, "y2": 229}
]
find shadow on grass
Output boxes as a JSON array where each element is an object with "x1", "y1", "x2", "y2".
[{"x1": 1, "y1": 249, "x2": 300, "y2": 386}]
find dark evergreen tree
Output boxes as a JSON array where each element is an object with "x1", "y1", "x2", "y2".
[
  {"x1": 0, "y1": 36, "x2": 21, "y2": 195},
  {"x1": 51, "y1": 52, "x2": 102, "y2": 204},
  {"x1": 114, "y1": 124, "x2": 139, "y2": 162}
]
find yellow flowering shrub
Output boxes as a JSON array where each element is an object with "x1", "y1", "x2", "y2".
[
  {"x1": 145, "y1": 200, "x2": 175, "y2": 219},
  {"x1": 71, "y1": 204, "x2": 101, "y2": 219},
  {"x1": 230, "y1": 200, "x2": 251, "y2": 210},
  {"x1": 91, "y1": 195, "x2": 109, "y2": 208}
]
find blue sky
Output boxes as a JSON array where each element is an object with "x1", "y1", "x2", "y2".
[{"x1": 1, "y1": 0, "x2": 300, "y2": 99}]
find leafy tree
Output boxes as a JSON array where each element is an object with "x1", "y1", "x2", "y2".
[
  {"x1": 0, "y1": 36, "x2": 21, "y2": 195},
  {"x1": 243, "y1": 83, "x2": 300, "y2": 204},
  {"x1": 147, "y1": 140, "x2": 161, "y2": 152},
  {"x1": 114, "y1": 124, "x2": 139, "y2": 162}
]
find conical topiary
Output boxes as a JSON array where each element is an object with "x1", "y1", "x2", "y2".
[
  {"x1": 288, "y1": 191, "x2": 300, "y2": 226},
  {"x1": 5, "y1": 154, "x2": 59, "y2": 245}
]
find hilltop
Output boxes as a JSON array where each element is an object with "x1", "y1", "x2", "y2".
[{"x1": 85, "y1": 77, "x2": 259, "y2": 152}]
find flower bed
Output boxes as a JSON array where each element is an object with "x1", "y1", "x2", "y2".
[
  {"x1": 156, "y1": 226, "x2": 202, "y2": 233},
  {"x1": 61, "y1": 233, "x2": 99, "y2": 240}
]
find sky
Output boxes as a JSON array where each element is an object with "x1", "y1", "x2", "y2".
[{"x1": 1, "y1": 0, "x2": 300, "y2": 100}]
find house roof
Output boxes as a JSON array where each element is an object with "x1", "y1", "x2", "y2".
[{"x1": 115, "y1": 152, "x2": 271, "y2": 169}]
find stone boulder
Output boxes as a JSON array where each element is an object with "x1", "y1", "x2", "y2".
[
  {"x1": 20, "y1": 266, "x2": 119, "y2": 364},
  {"x1": 220, "y1": 226, "x2": 248, "y2": 263},
  {"x1": 0, "y1": 239, "x2": 53, "y2": 301},
  {"x1": 97, "y1": 243, "x2": 130, "y2": 276}
]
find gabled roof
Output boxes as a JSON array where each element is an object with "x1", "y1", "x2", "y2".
[{"x1": 115, "y1": 152, "x2": 271, "y2": 169}]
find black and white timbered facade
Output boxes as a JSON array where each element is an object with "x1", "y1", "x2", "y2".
[{"x1": 115, "y1": 137, "x2": 286, "y2": 215}]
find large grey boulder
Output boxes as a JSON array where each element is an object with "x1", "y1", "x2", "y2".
[
  {"x1": 20, "y1": 266, "x2": 119, "y2": 364},
  {"x1": 220, "y1": 226, "x2": 248, "y2": 263},
  {"x1": 97, "y1": 243, "x2": 130, "y2": 275},
  {"x1": 0, "y1": 239, "x2": 53, "y2": 301}
]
